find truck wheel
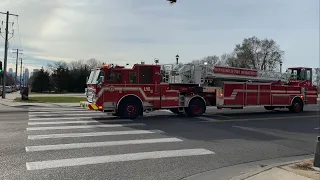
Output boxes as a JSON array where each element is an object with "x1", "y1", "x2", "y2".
[
  {"x1": 169, "y1": 108, "x2": 183, "y2": 114},
  {"x1": 118, "y1": 97, "x2": 142, "y2": 119},
  {"x1": 185, "y1": 98, "x2": 206, "y2": 117},
  {"x1": 112, "y1": 112, "x2": 119, "y2": 116},
  {"x1": 264, "y1": 106, "x2": 275, "y2": 110},
  {"x1": 290, "y1": 98, "x2": 303, "y2": 113}
]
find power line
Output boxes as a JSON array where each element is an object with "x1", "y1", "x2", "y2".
[{"x1": 16, "y1": 16, "x2": 22, "y2": 49}]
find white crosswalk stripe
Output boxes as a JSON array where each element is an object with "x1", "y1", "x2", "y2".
[
  {"x1": 26, "y1": 149, "x2": 214, "y2": 170},
  {"x1": 28, "y1": 117, "x2": 94, "y2": 121},
  {"x1": 25, "y1": 107, "x2": 215, "y2": 171},
  {"x1": 28, "y1": 130, "x2": 165, "y2": 140},
  {"x1": 28, "y1": 119, "x2": 133, "y2": 125},
  {"x1": 26, "y1": 123, "x2": 145, "y2": 131},
  {"x1": 26, "y1": 138, "x2": 183, "y2": 152},
  {"x1": 29, "y1": 113, "x2": 103, "y2": 117},
  {"x1": 28, "y1": 110, "x2": 95, "y2": 114}
]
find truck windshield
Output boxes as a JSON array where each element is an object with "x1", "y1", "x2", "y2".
[
  {"x1": 92, "y1": 70, "x2": 101, "y2": 84},
  {"x1": 87, "y1": 70, "x2": 104, "y2": 84},
  {"x1": 87, "y1": 70, "x2": 96, "y2": 84}
]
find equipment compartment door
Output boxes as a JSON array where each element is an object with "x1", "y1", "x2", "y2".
[
  {"x1": 245, "y1": 84, "x2": 259, "y2": 105},
  {"x1": 271, "y1": 85, "x2": 290, "y2": 105},
  {"x1": 259, "y1": 84, "x2": 271, "y2": 105},
  {"x1": 223, "y1": 82, "x2": 245, "y2": 106}
]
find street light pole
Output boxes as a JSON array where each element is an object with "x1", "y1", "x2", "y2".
[
  {"x1": 13, "y1": 48, "x2": 23, "y2": 88},
  {"x1": 154, "y1": 58, "x2": 159, "y2": 65},
  {"x1": 280, "y1": 61, "x2": 283, "y2": 74},
  {"x1": 176, "y1": 54, "x2": 179, "y2": 65}
]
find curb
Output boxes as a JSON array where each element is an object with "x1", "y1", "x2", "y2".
[
  {"x1": 182, "y1": 154, "x2": 313, "y2": 180},
  {"x1": 230, "y1": 156, "x2": 314, "y2": 180}
]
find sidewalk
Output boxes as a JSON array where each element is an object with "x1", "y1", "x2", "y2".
[
  {"x1": 0, "y1": 104, "x2": 29, "y2": 113},
  {"x1": 235, "y1": 159, "x2": 319, "y2": 180},
  {"x1": 184, "y1": 155, "x2": 319, "y2": 180},
  {"x1": 0, "y1": 92, "x2": 80, "y2": 108}
]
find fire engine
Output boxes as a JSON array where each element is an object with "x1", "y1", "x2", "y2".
[{"x1": 80, "y1": 62, "x2": 318, "y2": 119}]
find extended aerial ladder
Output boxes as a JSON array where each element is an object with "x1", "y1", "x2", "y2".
[{"x1": 161, "y1": 63, "x2": 290, "y2": 85}]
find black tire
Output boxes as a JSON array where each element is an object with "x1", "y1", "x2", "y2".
[
  {"x1": 264, "y1": 106, "x2": 275, "y2": 110},
  {"x1": 118, "y1": 97, "x2": 142, "y2": 119},
  {"x1": 169, "y1": 108, "x2": 183, "y2": 114},
  {"x1": 288, "y1": 106, "x2": 294, "y2": 112},
  {"x1": 290, "y1": 98, "x2": 303, "y2": 113},
  {"x1": 185, "y1": 98, "x2": 206, "y2": 117},
  {"x1": 112, "y1": 112, "x2": 119, "y2": 116}
]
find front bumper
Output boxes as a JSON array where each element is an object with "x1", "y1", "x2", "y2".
[{"x1": 80, "y1": 101, "x2": 99, "y2": 111}]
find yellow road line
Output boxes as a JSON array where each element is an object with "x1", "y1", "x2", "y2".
[{"x1": 198, "y1": 114, "x2": 320, "y2": 123}]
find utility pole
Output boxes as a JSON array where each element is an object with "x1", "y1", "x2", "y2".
[
  {"x1": 1, "y1": 11, "x2": 9, "y2": 99},
  {"x1": 0, "y1": 11, "x2": 18, "y2": 99},
  {"x1": 13, "y1": 48, "x2": 23, "y2": 89},
  {"x1": 20, "y1": 58, "x2": 22, "y2": 90}
]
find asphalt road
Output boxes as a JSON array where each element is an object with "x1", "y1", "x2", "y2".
[{"x1": 0, "y1": 105, "x2": 319, "y2": 180}]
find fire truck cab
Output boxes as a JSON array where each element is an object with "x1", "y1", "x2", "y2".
[{"x1": 80, "y1": 63, "x2": 318, "y2": 119}]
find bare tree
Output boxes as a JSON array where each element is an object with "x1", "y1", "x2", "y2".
[
  {"x1": 230, "y1": 36, "x2": 284, "y2": 71},
  {"x1": 192, "y1": 55, "x2": 225, "y2": 66},
  {"x1": 86, "y1": 58, "x2": 103, "y2": 69},
  {"x1": 69, "y1": 60, "x2": 85, "y2": 70}
]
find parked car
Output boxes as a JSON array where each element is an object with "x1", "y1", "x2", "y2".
[{"x1": 5, "y1": 86, "x2": 12, "y2": 93}]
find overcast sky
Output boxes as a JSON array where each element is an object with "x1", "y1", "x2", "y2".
[{"x1": 0, "y1": 0, "x2": 319, "y2": 74}]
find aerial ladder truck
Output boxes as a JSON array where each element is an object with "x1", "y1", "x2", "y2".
[{"x1": 81, "y1": 62, "x2": 318, "y2": 119}]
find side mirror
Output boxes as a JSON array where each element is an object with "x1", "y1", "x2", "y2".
[{"x1": 98, "y1": 76, "x2": 104, "y2": 84}]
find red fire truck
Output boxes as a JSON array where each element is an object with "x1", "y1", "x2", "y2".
[{"x1": 80, "y1": 63, "x2": 318, "y2": 119}]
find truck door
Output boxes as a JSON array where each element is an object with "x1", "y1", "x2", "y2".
[{"x1": 139, "y1": 67, "x2": 161, "y2": 108}]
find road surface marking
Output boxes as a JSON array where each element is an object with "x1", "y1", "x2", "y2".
[
  {"x1": 232, "y1": 125, "x2": 311, "y2": 141},
  {"x1": 29, "y1": 107, "x2": 84, "y2": 110},
  {"x1": 28, "y1": 117, "x2": 95, "y2": 121},
  {"x1": 28, "y1": 109, "x2": 85, "y2": 112},
  {"x1": 28, "y1": 130, "x2": 164, "y2": 140},
  {"x1": 25, "y1": 138, "x2": 183, "y2": 152},
  {"x1": 196, "y1": 116, "x2": 220, "y2": 122},
  {"x1": 28, "y1": 119, "x2": 132, "y2": 125},
  {"x1": 29, "y1": 113, "x2": 104, "y2": 117},
  {"x1": 199, "y1": 114, "x2": 320, "y2": 123},
  {"x1": 26, "y1": 148, "x2": 214, "y2": 170},
  {"x1": 26, "y1": 123, "x2": 145, "y2": 131},
  {"x1": 212, "y1": 115, "x2": 232, "y2": 119},
  {"x1": 28, "y1": 110, "x2": 95, "y2": 114}
]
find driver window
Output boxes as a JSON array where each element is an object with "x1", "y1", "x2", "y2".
[
  {"x1": 129, "y1": 72, "x2": 137, "y2": 84},
  {"x1": 139, "y1": 67, "x2": 153, "y2": 84},
  {"x1": 97, "y1": 71, "x2": 104, "y2": 84},
  {"x1": 306, "y1": 70, "x2": 311, "y2": 80},
  {"x1": 106, "y1": 71, "x2": 122, "y2": 83},
  {"x1": 291, "y1": 70, "x2": 298, "y2": 80},
  {"x1": 298, "y1": 69, "x2": 305, "y2": 80}
]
